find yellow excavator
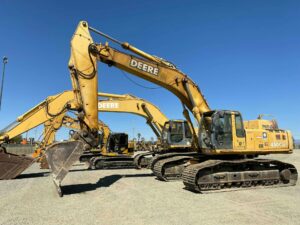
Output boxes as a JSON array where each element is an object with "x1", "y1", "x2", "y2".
[
  {"x1": 98, "y1": 93, "x2": 192, "y2": 147},
  {"x1": 97, "y1": 92, "x2": 198, "y2": 170},
  {"x1": 74, "y1": 21, "x2": 297, "y2": 192},
  {"x1": 97, "y1": 92, "x2": 192, "y2": 169}
]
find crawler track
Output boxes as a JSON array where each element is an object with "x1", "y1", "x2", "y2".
[
  {"x1": 153, "y1": 155, "x2": 194, "y2": 181},
  {"x1": 79, "y1": 152, "x2": 103, "y2": 162},
  {"x1": 89, "y1": 156, "x2": 134, "y2": 169},
  {"x1": 133, "y1": 152, "x2": 153, "y2": 169},
  {"x1": 149, "y1": 152, "x2": 198, "y2": 170},
  {"x1": 182, "y1": 159, "x2": 298, "y2": 193}
]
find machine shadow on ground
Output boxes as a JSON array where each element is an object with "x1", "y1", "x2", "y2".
[
  {"x1": 62, "y1": 173, "x2": 154, "y2": 195},
  {"x1": 16, "y1": 171, "x2": 50, "y2": 179},
  {"x1": 16, "y1": 167, "x2": 91, "y2": 179}
]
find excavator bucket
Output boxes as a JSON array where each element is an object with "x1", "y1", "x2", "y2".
[
  {"x1": 0, "y1": 151, "x2": 34, "y2": 179},
  {"x1": 45, "y1": 140, "x2": 84, "y2": 197}
]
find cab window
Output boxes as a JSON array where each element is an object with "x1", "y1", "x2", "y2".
[
  {"x1": 235, "y1": 114, "x2": 245, "y2": 137},
  {"x1": 184, "y1": 121, "x2": 192, "y2": 138},
  {"x1": 170, "y1": 122, "x2": 184, "y2": 143},
  {"x1": 162, "y1": 123, "x2": 170, "y2": 141}
]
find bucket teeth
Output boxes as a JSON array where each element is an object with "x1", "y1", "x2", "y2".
[{"x1": 45, "y1": 140, "x2": 84, "y2": 197}]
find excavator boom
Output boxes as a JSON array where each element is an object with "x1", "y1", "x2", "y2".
[
  {"x1": 88, "y1": 25, "x2": 210, "y2": 125},
  {"x1": 98, "y1": 92, "x2": 168, "y2": 137}
]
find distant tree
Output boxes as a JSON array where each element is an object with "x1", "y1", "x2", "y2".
[
  {"x1": 137, "y1": 133, "x2": 141, "y2": 142},
  {"x1": 150, "y1": 137, "x2": 154, "y2": 144},
  {"x1": 10, "y1": 135, "x2": 23, "y2": 144}
]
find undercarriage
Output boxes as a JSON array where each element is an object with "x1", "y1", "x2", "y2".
[
  {"x1": 147, "y1": 150, "x2": 298, "y2": 193},
  {"x1": 182, "y1": 158, "x2": 298, "y2": 193}
]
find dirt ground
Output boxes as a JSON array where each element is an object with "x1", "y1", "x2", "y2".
[{"x1": 0, "y1": 151, "x2": 299, "y2": 225}]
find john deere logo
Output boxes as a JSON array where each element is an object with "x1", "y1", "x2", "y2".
[
  {"x1": 98, "y1": 102, "x2": 119, "y2": 109},
  {"x1": 130, "y1": 59, "x2": 159, "y2": 76}
]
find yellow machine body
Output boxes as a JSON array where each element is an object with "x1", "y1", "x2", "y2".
[{"x1": 202, "y1": 113, "x2": 293, "y2": 155}]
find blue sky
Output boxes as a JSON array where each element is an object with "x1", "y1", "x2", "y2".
[{"x1": 0, "y1": 0, "x2": 299, "y2": 141}]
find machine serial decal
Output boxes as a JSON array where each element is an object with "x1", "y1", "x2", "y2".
[
  {"x1": 270, "y1": 142, "x2": 287, "y2": 147},
  {"x1": 98, "y1": 102, "x2": 119, "y2": 109},
  {"x1": 130, "y1": 59, "x2": 159, "y2": 76}
]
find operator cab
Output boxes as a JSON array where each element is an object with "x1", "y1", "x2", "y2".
[
  {"x1": 199, "y1": 110, "x2": 245, "y2": 150},
  {"x1": 161, "y1": 120, "x2": 193, "y2": 149},
  {"x1": 106, "y1": 133, "x2": 129, "y2": 154}
]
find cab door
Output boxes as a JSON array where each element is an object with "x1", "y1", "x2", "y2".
[
  {"x1": 232, "y1": 113, "x2": 246, "y2": 150},
  {"x1": 211, "y1": 112, "x2": 233, "y2": 149}
]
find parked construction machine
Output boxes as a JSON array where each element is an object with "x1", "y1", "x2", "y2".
[
  {"x1": 76, "y1": 21, "x2": 297, "y2": 192},
  {"x1": 86, "y1": 91, "x2": 193, "y2": 169},
  {"x1": 96, "y1": 92, "x2": 194, "y2": 169}
]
